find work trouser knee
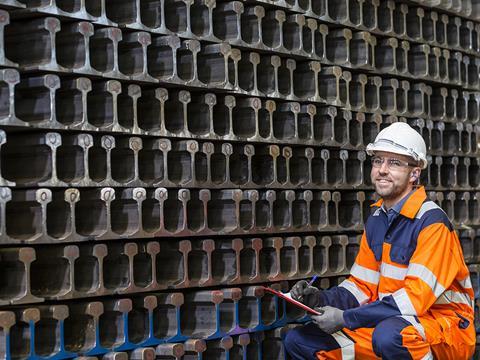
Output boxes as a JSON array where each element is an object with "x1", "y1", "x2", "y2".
[
  {"x1": 371, "y1": 316, "x2": 433, "y2": 360},
  {"x1": 284, "y1": 323, "x2": 338, "y2": 360}
]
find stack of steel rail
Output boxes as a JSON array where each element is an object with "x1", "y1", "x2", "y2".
[{"x1": 0, "y1": 0, "x2": 478, "y2": 358}]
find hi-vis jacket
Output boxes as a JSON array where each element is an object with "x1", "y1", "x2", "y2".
[{"x1": 318, "y1": 186, "x2": 475, "y2": 337}]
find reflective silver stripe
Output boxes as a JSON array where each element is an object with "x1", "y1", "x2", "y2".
[
  {"x1": 339, "y1": 280, "x2": 370, "y2": 305},
  {"x1": 372, "y1": 208, "x2": 382, "y2": 216},
  {"x1": 400, "y1": 315, "x2": 426, "y2": 341},
  {"x1": 381, "y1": 262, "x2": 407, "y2": 280},
  {"x1": 331, "y1": 331, "x2": 355, "y2": 360},
  {"x1": 367, "y1": 138, "x2": 421, "y2": 161},
  {"x1": 459, "y1": 276, "x2": 473, "y2": 289},
  {"x1": 415, "y1": 201, "x2": 441, "y2": 219},
  {"x1": 392, "y1": 288, "x2": 417, "y2": 315},
  {"x1": 407, "y1": 263, "x2": 445, "y2": 297},
  {"x1": 420, "y1": 351, "x2": 434, "y2": 360},
  {"x1": 350, "y1": 263, "x2": 380, "y2": 284},
  {"x1": 378, "y1": 291, "x2": 392, "y2": 300},
  {"x1": 435, "y1": 290, "x2": 474, "y2": 308}
]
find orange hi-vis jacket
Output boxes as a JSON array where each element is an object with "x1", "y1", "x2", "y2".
[{"x1": 318, "y1": 186, "x2": 475, "y2": 342}]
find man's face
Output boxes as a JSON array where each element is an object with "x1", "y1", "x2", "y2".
[{"x1": 370, "y1": 151, "x2": 420, "y2": 199}]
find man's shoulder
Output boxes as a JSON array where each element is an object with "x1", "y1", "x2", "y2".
[
  {"x1": 413, "y1": 200, "x2": 452, "y2": 230},
  {"x1": 365, "y1": 200, "x2": 453, "y2": 231}
]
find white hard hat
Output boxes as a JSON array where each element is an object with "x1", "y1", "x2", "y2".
[{"x1": 366, "y1": 122, "x2": 427, "y2": 169}]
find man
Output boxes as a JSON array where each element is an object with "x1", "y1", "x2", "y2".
[{"x1": 284, "y1": 122, "x2": 475, "y2": 359}]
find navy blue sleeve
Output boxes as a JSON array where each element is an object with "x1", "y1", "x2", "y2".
[
  {"x1": 343, "y1": 295, "x2": 401, "y2": 329},
  {"x1": 319, "y1": 286, "x2": 360, "y2": 310}
]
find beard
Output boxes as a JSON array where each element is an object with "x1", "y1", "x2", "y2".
[{"x1": 373, "y1": 178, "x2": 408, "y2": 199}]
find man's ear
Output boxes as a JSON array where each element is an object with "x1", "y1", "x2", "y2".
[{"x1": 410, "y1": 169, "x2": 421, "y2": 183}]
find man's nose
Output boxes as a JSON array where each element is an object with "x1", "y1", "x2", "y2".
[{"x1": 378, "y1": 160, "x2": 389, "y2": 174}]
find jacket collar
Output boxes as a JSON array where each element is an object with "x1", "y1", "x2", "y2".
[{"x1": 370, "y1": 186, "x2": 427, "y2": 219}]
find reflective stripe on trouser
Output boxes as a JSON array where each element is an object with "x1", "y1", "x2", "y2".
[
  {"x1": 283, "y1": 323, "x2": 360, "y2": 360},
  {"x1": 284, "y1": 314, "x2": 474, "y2": 360}
]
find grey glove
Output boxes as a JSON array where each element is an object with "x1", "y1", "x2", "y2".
[
  {"x1": 311, "y1": 306, "x2": 345, "y2": 334},
  {"x1": 290, "y1": 280, "x2": 322, "y2": 308}
]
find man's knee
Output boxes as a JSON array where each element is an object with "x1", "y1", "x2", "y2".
[
  {"x1": 372, "y1": 317, "x2": 410, "y2": 357},
  {"x1": 284, "y1": 326, "x2": 312, "y2": 359},
  {"x1": 284, "y1": 327, "x2": 302, "y2": 352},
  {"x1": 284, "y1": 323, "x2": 337, "y2": 360}
]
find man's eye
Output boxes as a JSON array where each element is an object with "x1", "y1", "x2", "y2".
[{"x1": 390, "y1": 160, "x2": 402, "y2": 167}]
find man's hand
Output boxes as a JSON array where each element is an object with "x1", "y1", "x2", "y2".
[
  {"x1": 290, "y1": 280, "x2": 321, "y2": 308},
  {"x1": 311, "y1": 306, "x2": 345, "y2": 334}
]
